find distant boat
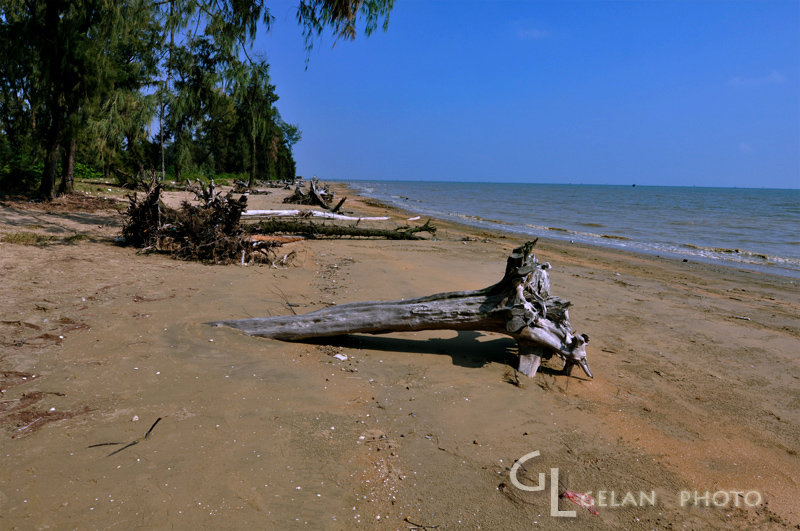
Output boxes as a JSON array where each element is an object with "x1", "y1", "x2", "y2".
[{"x1": 632, "y1": 184, "x2": 636, "y2": 187}]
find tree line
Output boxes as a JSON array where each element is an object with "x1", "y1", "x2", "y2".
[{"x1": 0, "y1": 0, "x2": 392, "y2": 199}]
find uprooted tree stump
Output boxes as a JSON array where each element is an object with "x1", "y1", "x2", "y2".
[
  {"x1": 283, "y1": 178, "x2": 340, "y2": 210},
  {"x1": 209, "y1": 241, "x2": 592, "y2": 379},
  {"x1": 122, "y1": 177, "x2": 282, "y2": 264}
]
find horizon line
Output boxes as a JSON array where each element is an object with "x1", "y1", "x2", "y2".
[{"x1": 326, "y1": 178, "x2": 800, "y2": 191}]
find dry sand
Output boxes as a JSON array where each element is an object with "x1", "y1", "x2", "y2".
[{"x1": 0, "y1": 185, "x2": 798, "y2": 529}]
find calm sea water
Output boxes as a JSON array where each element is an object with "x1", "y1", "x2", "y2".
[{"x1": 343, "y1": 181, "x2": 800, "y2": 278}]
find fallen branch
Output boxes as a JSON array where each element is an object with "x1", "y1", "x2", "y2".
[
  {"x1": 247, "y1": 219, "x2": 435, "y2": 240},
  {"x1": 243, "y1": 209, "x2": 389, "y2": 221},
  {"x1": 331, "y1": 196, "x2": 347, "y2": 213},
  {"x1": 209, "y1": 241, "x2": 592, "y2": 379},
  {"x1": 233, "y1": 179, "x2": 271, "y2": 195}
]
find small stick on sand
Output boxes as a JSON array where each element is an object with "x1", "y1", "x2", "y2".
[
  {"x1": 144, "y1": 417, "x2": 161, "y2": 440},
  {"x1": 89, "y1": 417, "x2": 163, "y2": 457},
  {"x1": 107, "y1": 440, "x2": 139, "y2": 457},
  {"x1": 403, "y1": 516, "x2": 440, "y2": 529}
]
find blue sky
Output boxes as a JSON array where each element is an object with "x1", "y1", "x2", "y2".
[{"x1": 255, "y1": 1, "x2": 799, "y2": 188}]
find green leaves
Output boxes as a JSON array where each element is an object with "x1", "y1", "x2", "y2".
[
  {"x1": 1, "y1": 0, "x2": 395, "y2": 195},
  {"x1": 297, "y1": 0, "x2": 394, "y2": 51}
]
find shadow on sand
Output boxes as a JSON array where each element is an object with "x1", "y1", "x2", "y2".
[
  {"x1": 304, "y1": 330, "x2": 566, "y2": 376},
  {"x1": 0, "y1": 203, "x2": 120, "y2": 233}
]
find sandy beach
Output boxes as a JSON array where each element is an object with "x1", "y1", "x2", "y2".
[{"x1": 1, "y1": 184, "x2": 798, "y2": 529}]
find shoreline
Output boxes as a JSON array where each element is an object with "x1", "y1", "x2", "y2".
[
  {"x1": 1, "y1": 184, "x2": 799, "y2": 528},
  {"x1": 334, "y1": 180, "x2": 800, "y2": 289},
  {"x1": 336, "y1": 180, "x2": 800, "y2": 280}
]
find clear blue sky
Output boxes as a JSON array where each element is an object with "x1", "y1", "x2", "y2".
[{"x1": 255, "y1": 1, "x2": 800, "y2": 188}]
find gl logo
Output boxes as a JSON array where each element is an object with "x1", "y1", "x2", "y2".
[{"x1": 509, "y1": 450, "x2": 576, "y2": 518}]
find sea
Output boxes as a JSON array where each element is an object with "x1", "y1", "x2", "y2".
[{"x1": 342, "y1": 181, "x2": 800, "y2": 279}]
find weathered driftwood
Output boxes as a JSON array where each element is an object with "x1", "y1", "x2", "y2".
[
  {"x1": 246, "y1": 219, "x2": 436, "y2": 240},
  {"x1": 243, "y1": 209, "x2": 389, "y2": 221},
  {"x1": 310, "y1": 180, "x2": 333, "y2": 209},
  {"x1": 209, "y1": 241, "x2": 592, "y2": 379},
  {"x1": 331, "y1": 196, "x2": 347, "y2": 213},
  {"x1": 283, "y1": 179, "x2": 336, "y2": 209}
]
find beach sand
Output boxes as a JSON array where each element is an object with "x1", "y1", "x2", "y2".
[{"x1": 1, "y1": 185, "x2": 798, "y2": 529}]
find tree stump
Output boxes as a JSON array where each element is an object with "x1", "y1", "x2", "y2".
[{"x1": 209, "y1": 241, "x2": 592, "y2": 379}]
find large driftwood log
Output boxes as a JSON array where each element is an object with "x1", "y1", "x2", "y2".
[
  {"x1": 245, "y1": 218, "x2": 436, "y2": 240},
  {"x1": 242, "y1": 209, "x2": 389, "y2": 221},
  {"x1": 209, "y1": 241, "x2": 592, "y2": 379}
]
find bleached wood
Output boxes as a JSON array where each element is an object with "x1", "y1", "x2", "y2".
[
  {"x1": 243, "y1": 209, "x2": 390, "y2": 221},
  {"x1": 209, "y1": 241, "x2": 592, "y2": 379}
]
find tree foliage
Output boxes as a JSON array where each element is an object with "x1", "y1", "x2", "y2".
[
  {"x1": 0, "y1": 0, "x2": 393, "y2": 198},
  {"x1": 298, "y1": 0, "x2": 393, "y2": 49}
]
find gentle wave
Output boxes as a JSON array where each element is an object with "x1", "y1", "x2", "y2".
[
  {"x1": 523, "y1": 224, "x2": 629, "y2": 241},
  {"x1": 681, "y1": 244, "x2": 800, "y2": 267},
  {"x1": 346, "y1": 181, "x2": 800, "y2": 278},
  {"x1": 452, "y1": 213, "x2": 514, "y2": 225}
]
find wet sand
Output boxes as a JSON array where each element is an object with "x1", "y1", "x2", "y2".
[{"x1": 1, "y1": 185, "x2": 798, "y2": 529}]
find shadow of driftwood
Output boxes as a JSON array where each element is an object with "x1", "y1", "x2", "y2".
[{"x1": 304, "y1": 330, "x2": 565, "y2": 375}]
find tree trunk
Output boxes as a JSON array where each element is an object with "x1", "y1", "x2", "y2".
[
  {"x1": 174, "y1": 143, "x2": 182, "y2": 183},
  {"x1": 210, "y1": 241, "x2": 593, "y2": 379},
  {"x1": 39, "y1": 130, "x2": 59, "y2": 200},
  {"x1": 161, "y1": 1, "x2": 174, "y2": 182},
  {"x1": 126, "y1": 132, "x2": 145, "y2": 178},
  {"x1": 159, "y1": 90, "x2": 166, "y2": 181},
  {"x1": 38, "y1": 1, "x2": 62, "y2": 201},
  {"x1": 248, "y1": 126, "x2": 257, "y2": 188},
  {"x1": 58, "y1": 137, "x2": 76, "y2": 195}
]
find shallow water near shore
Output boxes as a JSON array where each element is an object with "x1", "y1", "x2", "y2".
[{"x1": 346, "y1": 181, "x2": 800, "y2": 277}]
